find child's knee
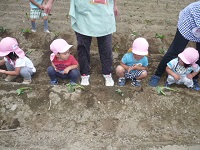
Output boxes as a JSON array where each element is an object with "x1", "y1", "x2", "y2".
[{"x1": 116, "y1": 65, "x2": 125, "y2": 73}]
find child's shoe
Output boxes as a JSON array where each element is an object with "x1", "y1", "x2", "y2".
[
  {"x1": 149, "y1": 75, "x2": 161, "y2": 87},
  {"x1": 44, "y1": 30, "x2": 50, "y2": 33},
  {"x1": 131, "y1": 79, "x2": 141, "y2": 87},
  {"x1": 164, "y1": 81, "x2": 171, "y2": 87},
  {"x1": 50, "y1": 79, "x2": 58, "y2": 85},
  {"x1": 4, "y1": 75, "x2": 17, "y2": 82},
  {"x1": 22, "y1": 79, "x2": 32, "y2": 84},
  {"x1": 192, "y1": 79, "x2": 200, "y2": 91},
  {"x1": 118, "y1": 77, "x2": 126, "y2": 86},
  {"x1": 81, "y1": 75, "x2": 90, "y2": 86},
  {"x1": 103, "y1": 74, "x2": 114, "y2": 86}
]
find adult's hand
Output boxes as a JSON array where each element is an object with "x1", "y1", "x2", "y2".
[{"x1": 43, "y1": 0, "x2": 54, "y2": 14}]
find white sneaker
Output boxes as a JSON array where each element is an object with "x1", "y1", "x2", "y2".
[
  {"x1": 81, "y1": 75, "x2": 90, "y2": 86},
  {"x1": 44, "y1": 30, "x2": 50, "y2": 33},
  {"x1": 22, "y1": 79, "x2": 32, "y2": 84},
  {"x1": 31, "y1": 29, "x2": 36, "y2": 33},
  {"x1": 5, "y1": 75, "x2": 17, "y2": 82},
  {"x1": 103, "y1": 74, "x2": 114, "y2": 86}
]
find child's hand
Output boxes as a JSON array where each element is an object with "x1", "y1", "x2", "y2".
[
  {"x1": 0, "y1": 69, "x2": 6, "y2": 74},
  {"x1": 173, "y1": 73, "x2": 180, "y2": 81},
  {"x1": 38, "y1": 4, "x2": 43, "y2": 9},
  {"x1": 187, "y1": 74, "x2": 193, "y2": 79},
  {"x1": 64, "y1": 68, "x2": 70, "y2": 74}
]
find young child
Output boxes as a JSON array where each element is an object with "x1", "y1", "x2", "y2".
[
  {"x1": 0, "y1": 37, "x2": 36, "y2": 84},
  {"x1": 165, "y1": 47, "x2": 200, "y2": 90},
  {"x1": 116, "y1": 37, "x2": 149, "y2": 86},
  {"x1": 29, "y1": 0, "x2": 50, "y2": 33},
  {"x1": 47, "y1": 39, "x2": 80, "y2": 85}
]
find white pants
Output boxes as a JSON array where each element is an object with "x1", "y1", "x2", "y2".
[{"x1": 167, "y1": 75, "x2": 193, "y2": 88}]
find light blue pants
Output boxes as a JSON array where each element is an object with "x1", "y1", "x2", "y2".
[{"x1": 6, "y1": 61, "x2": 34, "y2": 80}]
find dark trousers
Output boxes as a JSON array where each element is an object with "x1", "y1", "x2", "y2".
[
  {"x1": 155, "y1": 28, "x2": 200, "y2": 79},
  {"x1": 47, "y1": 66, "x2": 80, "y2": 83},
  {"x1": 75, "y1": 32, "x2": 113, "y2": 75}
]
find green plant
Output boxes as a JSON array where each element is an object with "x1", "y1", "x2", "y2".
[
  {"x1": 21, "y1": 29, "x2": 31, "y2": 34},
  {"x1": 16, "y1": 87, "x2": 32, "y2": 95},
  {"x1": 158, "y1": 48, "x2": 166, "y2": 54},
  {"x1": 131, "y1": 31, "x2": 138, "y2": 37},
  {"x1": 0, "y1": 26, "x2": 10, "y2": 33},
  {"x1": 114, "y1": 45, "x2": 119, "y2": 53},
  {"x1": 26, "y1": 50, "x2": 33, "y2": 55},
  {"x1": 156, "y1": 86, "x2": 176, "y2": 95},
  {"x1": 155, "y1": 33, "x2": 165, "y2": 40},
  {"x1": 66, "y1": 83, "x2": 84, "y2": 93},
  {"x1": 115, "y1": 89, "x2": 124, "y2": 96}
]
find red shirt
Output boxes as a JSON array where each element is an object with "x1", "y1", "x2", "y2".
[{"x1": 52, "y1": 55, "x2": 78, "y2": 71}]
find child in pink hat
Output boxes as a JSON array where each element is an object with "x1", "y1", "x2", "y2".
[
  {"x1": 165, "y1": 47, "x2": 200, "y2": 89},
  {"x1": 115, "y1": 37, "x2": 149, "y2": 86},
  {"x1": 0, "y1": 37, "x2": 36, "y2": 84},
  {"x1": 47, "y1": 39, "x2": 80, "y2": 85}
]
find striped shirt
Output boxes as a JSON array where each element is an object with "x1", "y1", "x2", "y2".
[{"x1": 178, "y1": 1, "x2": 200, "y2": 42}]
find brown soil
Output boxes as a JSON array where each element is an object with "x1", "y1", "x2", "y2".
[{"x1": 0, "y1": 0, "x2": 200, "y2": 150}]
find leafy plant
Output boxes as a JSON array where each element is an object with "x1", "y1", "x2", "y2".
[
  {"x1": 131, "y1": 31, "x2": 138, "y2": 37},
  {"x1": 0, "y1": 26, "x2": 10, "y2": 33},
  {"x1": 115, "y1": 89, "x2": 124, "y2": 96},
  {"x1": 21, "y1": 29, "x2": 31, "y2": 34},
  {"x1": 16, "y1": 87, "x2": 32, "y2": 95},
  {"x1": 155, "y1": 33, "x2": 165, "y2": 40},
  {"x1": 114, "y1": 45, "x2": 119, "y2": 53},
  {"x1": 26, "y1": 50, "x2": 33, "y2": 55},
  {"x1": 158, "y1": 48, "x2": 166, "y2": 54},
  {"x1": 66, "y1": 83, "x2": 84, "y2": 93},
  {"x1": 156, "y1": 86, "x2": 176, "y2": 95}
]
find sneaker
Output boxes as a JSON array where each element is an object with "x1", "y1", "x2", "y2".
[
  {"x1": 131, "y1": 79, "x2": 141, "y2": 87},
  {"x1": 81, "y1": 75, "x2": 90, "y2": 86},
  {"x1": 70, "y1": 82, "x2": 77, "y2": 86},
  {"x1": 103, "y1": 74, "x2": 114, "y2": 86},
  {"x1": 22, "y1": 79, "x2": 32, "y2": 84},
  {"x1": 192, "y1": 79, "x2": 200, "y2": 91},
  {"x1": 4, "y1": 75, "x2": 17, "y2": 82},
  {"x1": 31, "y1": 29, "x2": 36, "y2": 33},
  {"x1": 118, "y1": 77, "x2": 126, "y2": 86},
  {"x1": 44, "y1": 30, "x2": 50, "y2": 33},
  {"x1": 149, "y1": 75, "x2": 161, "y2": 87},
  {"x1": 50, "y1": 79, "x2": 58, "y2": 85},
  {"x1": 164, "y1": 81, "x2": 171, "y2": 87}
]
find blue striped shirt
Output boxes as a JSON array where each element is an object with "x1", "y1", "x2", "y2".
[{"x1": 178, "y1": 1, "x2": 200, "y2": 42}]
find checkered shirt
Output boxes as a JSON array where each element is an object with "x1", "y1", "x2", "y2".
[{"x1": 178, "y1": 1, "x2": 200, "y2": 42}]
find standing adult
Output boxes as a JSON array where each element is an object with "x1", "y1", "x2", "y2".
[
  {"x1": 43, "y1": 0, "x2": 118, "y2": 86},
  {"x1": 149, "y1": 1, "x2": 200, "y2": 90}
]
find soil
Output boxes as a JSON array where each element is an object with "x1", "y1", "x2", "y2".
[{"x1": 0, "y1": 0, "x2": 200, "y2": 150}]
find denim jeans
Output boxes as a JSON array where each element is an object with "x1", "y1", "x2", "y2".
[{"x1": 47, "y1": 66, "x2": 80, "y2": 83}]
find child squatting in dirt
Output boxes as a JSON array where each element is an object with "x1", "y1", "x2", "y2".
[
  {"x1": 29, "y1": 0, "x2": 50, "y2": 33},
  {"x1": 47, "y1": 39, "x2": 80, "y2": 85},
  {"x1": 165, "y1": 47, "x2": 200, "y2": 89},
  {"x1": 115, "y1": 37, "x2": 149, "y2": 87},
  {"x1": 0, "y1": 37, "x2": 36, "y2": 84}
]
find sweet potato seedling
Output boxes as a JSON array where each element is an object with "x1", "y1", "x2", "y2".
[
  {"x1": 66, "y1": 83, "x2": 84, "y2": 93},
  {"x1": 155, "y1": 33, "x2": 165, "y2": 41},
  {"x1": 16, "y1": 87, "x2": 32, "y2": 95},
  {"x1": 115, "y1": 89, "x2": 124, "y2": 96},
  {"x1": 156, "y1": 86, "x2": 176, "y2": 95},
  {"x1": 0, "y1": 26, "x2": 10, "y2": 33},
  {"x1": 21, "y1": 29, "x2": 31, "y2": 34}
]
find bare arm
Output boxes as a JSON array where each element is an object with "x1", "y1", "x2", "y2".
[
  {"x1": 0, "y1": 67, "x2": 20, "y2": 76},
  {"x1": 113, "y1": 0, "x2": 118, "y2": 16},
  {"x1": 29, "y1": 0, "x2": 43, "y2": 9},
  {"x1": 166, "y1": 66, "x2": 180, "y2": 81},
  {"x1": 64, "y1": 64, "x2": 79, "y2": 74}
]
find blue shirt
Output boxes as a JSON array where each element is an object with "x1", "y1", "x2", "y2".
[
  {"x1": 121, "y1": 52, "x2": 148, "y2": 73},
  {"x1": 30, "y1": 0, "x2": 43, "y2": 9},
  {"x1": 178, "y1": 1, "x2": 200, "y2": 42},
  {"x1": 69, "y1": 0, "x2": 116, "y2": 37}
]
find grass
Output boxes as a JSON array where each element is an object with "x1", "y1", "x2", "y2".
[{"x1": 0, "y1": 26, "x2": 10, "y2": 33}]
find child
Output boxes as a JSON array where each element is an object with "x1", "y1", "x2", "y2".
[
  {"x1": 47, "y1": 39, "x2": 80, "y2": 85},
  {"x1": 165, "y1": 47, "x2": 200, "y2": 90},
  {"x1": 29, "y1": 0, "x2": 50, "y2": 33},
  {"x1": 116, "y1": 37, "x2": 149, "y2": 86},
  {"x1": 0, "y1": 37, "x2": 36, "y2": 84}
]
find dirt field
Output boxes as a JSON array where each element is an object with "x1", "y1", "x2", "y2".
[{"x1": 0, "y1": 0, "x2": 200, "y2": 150}]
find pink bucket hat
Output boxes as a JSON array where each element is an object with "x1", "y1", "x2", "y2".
[
  {"x1": 132, "y1": 37, "x2": 149, "y2": 55},
  {"x1": 0, "y1": 37, "x2": 25, "y2": 58},
  {"x1": 50, "y1": 39, "x2": 73, "y2": 61},
  {"x1": 178, "y1": 47, "x2": 199, "y2": 65}
]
